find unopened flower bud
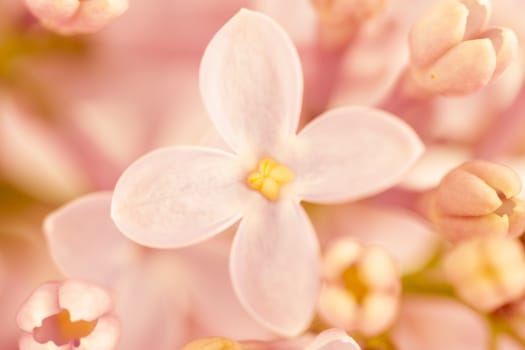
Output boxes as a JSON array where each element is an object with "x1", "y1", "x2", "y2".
[
  {"x1": 319, "y1": 239, "x2": 401, "y2": 336},
  {"x1": 25, "y1": 0, "x2": 128, "y2": 35},
  {"x1": 311, "y1": 0, "x2": 385, "y2": 48},
  {"x1": 409, "y1": 0, "x2": 517, "y2": 95},
  {"x1": 444, "y1": 236, "x2": 525, "y2": 312},
  {"x1": 431, "y1": 160, "x2": 525, "y2": 242}
]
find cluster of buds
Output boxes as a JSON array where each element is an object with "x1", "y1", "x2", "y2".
[
  {"x1": 431, "y1": 160, "x2": 525, "y2": 243},
  {"x1": 318, "y1": 239, "x2": 401, "y2": 336},
  {"x1": 444, "y1": 236, "x2": 525, "y2": 312},
  {"x1": 409, "y1": 0, "x2": 518, "y2": 95}
]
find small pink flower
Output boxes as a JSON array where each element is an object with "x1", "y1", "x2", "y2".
[
  {"x1": 444, "y1": 236, "x2": 525, "y2": 312},
  {"x1": 319, "y1": 239, "x2": 401, "y2": 336},
  {"x1": 17, "y1": 280, "x2": 119, "y2": 350},
  {"x1": 25, "y1": 0, "x2": 128, "y2": 35},
  {"x1": 111, "y1": 9, "x2": 423, "y2": 335}
]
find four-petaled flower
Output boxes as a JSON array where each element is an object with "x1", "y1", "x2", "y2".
[{"x1": 111, "y1": 9, "x2": 423, "y2": 335}]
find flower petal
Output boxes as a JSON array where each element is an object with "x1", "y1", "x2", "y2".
[
  {"x1": 112, "y1": 267, "x2": 187, "y2": 350},
  {"x1": 199, "y1": 9, "x2": 302, "y2": 156},
  {"x1": 112, "y1": 146, "x2": 245, "y2": 248},
  {"x1": 177, "y1": 237, "x2": 273, "y2": 340},
  {"x1": 77, "y1": 316, "x2": 119, "y2": 350},
  {"x1": 17, "y1": 283, "x2": 60, "y2": 333},
  {"x1": 291, "y1": 107, "x2": 423, "y2": 204},
  {"x1": 305, "y1": 329, "x2": 361, "y2": 350},
  {"x1": 58, "y1": 280, "x2": 112, "y2": 322},
  {"x1": 391, "y1": 296, "x2": 489, "y2": 350},
  {"x1": 230, "y1": 200, "x2": 319, "y2": 336},
  {"x1": 314, "y1": 203, "x2": 438, "y2": 274},
  {"x1": 19, "y1": 333, "x2": 69, "y2": 350},
  {"x1": 44, "y1": 192, "x2": 140, "y2": 288}
]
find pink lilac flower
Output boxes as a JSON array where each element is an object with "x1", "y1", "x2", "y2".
[
  {"x1": 111, "y1": 9, "x2": 423, "y2": 335},
  {"x1": 44, "y1": 192, "x2": 272, "y2": 349},
  {"x1": 17, "y1": 279, "x2": 119, "y2": 350},
  {"x1": 24, "y1": 0, "x2": 128, "y2": 35}
]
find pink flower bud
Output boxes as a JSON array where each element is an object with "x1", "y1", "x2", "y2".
[
  {"x1": 409, "y1": 0, "x2": 517, "y2": 95},
  {"x1": 25, "y1": 0, "x2": 128, "y2": 35},
  {"x1": 431, "y1": 160, "x2": 525, "y2": 242},
  {"x1": 444, "y1": 236, "x2": 525, "y2": 312},
  {"x1": 318, "y1": 239, "x2": 401, "y2": 336}
]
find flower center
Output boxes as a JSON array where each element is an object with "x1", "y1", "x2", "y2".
[
  {"x1": 341, "y1": 265, "x2": 370, "y2": 304},
  {"x1": 33, "y1": 309, "x2": 97, "y2": 347},
  {"x1": 247, "y1": 158, "x2": 294, "y2": 201}
]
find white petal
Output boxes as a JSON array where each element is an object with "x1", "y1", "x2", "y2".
[
  {"x1": 291, "y1": 107, "x2": 423, "y2": 204},
  {"x1": 230, "y1": 200, "x2": 319, "y2": 336},
  {"x1": 77, "y1": 316, "x2": 119, "y2": 350},
  {"x1": 58, "y1": 280, "x2": 112, "y2": 322},
  {"x1": 18, "y1": 333, "x2": 69, "y2": 350},
  {"x1": 112, "y1": 146, "x2": 245, "y2": 248},
  {"x1": 17, "y1": 283, "x2": 60, "y2": 332},
  {"x1": 305, "y1": 329, "x2": 361, "y2": 350},
  {"x1": 200, "y1": 9, "x2": 302, "y2": 156}
]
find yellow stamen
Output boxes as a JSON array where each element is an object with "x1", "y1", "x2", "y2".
[
  {"x1": 56, "y1": 310, "x2": 97, "y2": 342},
  {"x1": 247, "y1": 158, "x2": 294, "y2": 201}
]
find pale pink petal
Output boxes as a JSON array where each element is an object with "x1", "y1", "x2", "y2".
[
  {"x1": 305, "y1": 329, "x2": 360, "y2": 350},
  {"x1": 44, "y1": 192, "x2": 139, "y2": 288},
  {"x1": 409, "y1": 0, "x2": 468, "y2": 67},
  {"x1": 412, "y1": 38, "x2": 497, "y2": 95},
  {"x1": 199, "y1": 9, "x2": 302, "y2": 156},
  {"x1": 111, "y1": 146, "x2": 245, "y2": 248},
  {"x1": 19, "y1": 333, "x2": 69, "y2": 350},
  {"x1": 26, "y1": 0, "x2": 128, "y2": 35},
  {"x1": 177, "y1": 237, "x2": 273, "y2": 340},
  {"x1": 291, "y1": 107, "x2": 423, "y2": 204},
  {"x1": 400, "y1": 145, "x2": 470, "y2": 191},
  {"x1": 77, "y1": 316, "x2": 119, "y2": 350},
  {"x1": 17, "y1": 283, "x2": 61, "y2": 333},
  {"x1": 112, "y1": 267, "x2": 187, "y2": 350},
  {"x1": 58, "y1": 280, "x2": 112, "y2": 322},
  {"x1": 391, "y1": 296, "x2": 489, "y2": 350},
  {"x1": 24, "y1": 0, "x2": 79, "y2": 24},
  {"x1": 230, "y1": 200, "x2": 319, "y2": 336}
]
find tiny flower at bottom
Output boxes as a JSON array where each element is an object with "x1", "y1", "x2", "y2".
[
  {"x1": 444, "y1": 236, "x2": 525, "y2": 312},
  {"x1": 17, "y1": 280, "x2": 119, "y2": 350},
  {"x1": 319, "y1": 239, "x2": 401, "y2": 336}
]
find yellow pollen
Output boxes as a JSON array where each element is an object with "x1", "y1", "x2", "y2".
[
  {"x1": 34, "y1": 309, "x2": 97, "y2": 346},
  {"x1": 247, "y1": 158, "x2": 294, "y2": 201}
]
